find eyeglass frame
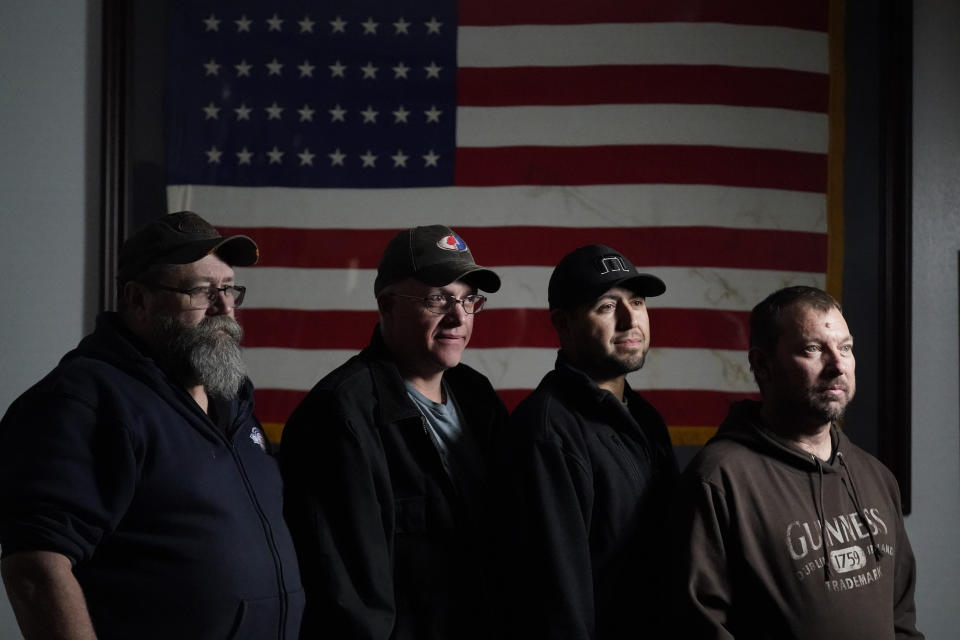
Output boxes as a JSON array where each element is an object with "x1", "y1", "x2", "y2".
[
  {"x1": 384, "y1": 292, "x2": 487, "y2": 315},
  {"x1": 142, "y1": 282, "x2": 247, "y2": 309}
]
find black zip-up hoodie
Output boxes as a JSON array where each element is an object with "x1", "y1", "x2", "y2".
[
  {"x1": 667, "y1": 400, "x2": 923, "y2": 639},
  {"x1": 0, "y1": 313, "x2": 304, "y2": 639}
]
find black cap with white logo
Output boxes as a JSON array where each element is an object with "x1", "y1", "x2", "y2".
[{"x1": 548, "y1": 244, "x2": 665, "y2": 310}]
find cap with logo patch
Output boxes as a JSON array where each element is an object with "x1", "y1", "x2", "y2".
[
  {"x1": 117, "y1": 211, "x2": 259, "y2": 283},
  {"x1": 548, "y1": 244, "x2": 665, "y2": 310},
  {"x1": 374, "y1": 225, "x2": 501, "y2": 295}
]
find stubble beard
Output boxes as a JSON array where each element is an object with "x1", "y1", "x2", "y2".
[
  {"x1": 806, "y1": 385, "x2": 853, "y2": 423},
  {"x1": 776, "y1": 384, "x2": 853, "y2": 430},
  {"x1": 148, "y1": 313, "x2": 249, "y2": 401},
  {"x1": 585, "y1": 344, "x2": 649, "y2": 382}
]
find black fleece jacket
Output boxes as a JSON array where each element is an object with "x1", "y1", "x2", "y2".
[
  {"x1": 494, "y1": 354, "x2": 679, "y2": 640},
  {"x1": 667, "y1": 400, "x2": 923, "y2": 639}
]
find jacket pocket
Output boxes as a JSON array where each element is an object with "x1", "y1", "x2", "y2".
[{"x1": 227, "y1": 590, "x2": 304, "y2": 640}]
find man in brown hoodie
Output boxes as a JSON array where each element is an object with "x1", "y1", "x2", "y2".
[{"x1": 667, "y1": 285, "x2": 923, "y2": 639}]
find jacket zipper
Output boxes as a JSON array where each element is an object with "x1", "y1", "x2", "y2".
[
  {"x1": 229, "y1": 437, "x2": 289, "y2": 640},
  {"x1": 609, "y1": 432, "x2": 643, "y2": 485}
]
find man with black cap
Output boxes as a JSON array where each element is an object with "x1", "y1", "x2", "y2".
[
  {"x1": 0, "y1": 211, "x2": 304, "y2": 639},
  {"x1": 280, "y1": 225, "x2": 507, "y2": 640},
  {"x1": 494, "y1": 244, "x2": 679, "y2": 640}
]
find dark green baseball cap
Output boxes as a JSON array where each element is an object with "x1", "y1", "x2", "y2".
[
  {"x1": 117, "y1": 211, "x2": 259, "y2": 283},
  {"x1": 374, "y1": 225, "x2": 501, "y2": 295}
]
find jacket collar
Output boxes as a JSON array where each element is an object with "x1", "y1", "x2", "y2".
[{"x1": 360, "y1": 325, "x2": 425, "y2": 424}]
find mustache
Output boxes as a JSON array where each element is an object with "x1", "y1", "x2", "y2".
[
  {"x1": 193, "y1": 314, "x2": 244, "y2": 343},
  {"x1": 815, "y1": 381, "x2": 849, "y2": 392}
]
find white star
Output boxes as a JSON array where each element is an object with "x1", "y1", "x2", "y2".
[
  {"x1": 203, "y1": 14, "x2": 220, "y2": 32},
  {"x1": 235, "y1": 60, "x2": 252, "y2": 77},
  {"x1": 205, "y1": 146, "x2": 222, "y2": 164},
  {"x1": 393, "y1": 17, "x2": 410, "y2": 35},
  {"x1": 392, "y1": 62, "x2": 410, "y2": 79},
  {"x1": 361, "y1": 17, "x2": 378, "y2": 34},
  {"x1": 235, "y1": 15, "x2": 252, "y2": 32},
  {"x1": 329, "y1": 104, "x2": 347, "y2": 122},
  {"x1": 266, "y1": 14, "x2": 283, "y2": 32},
  {"x1": 329, "y1": 60, "x2": 346, "y2": 78},
  {"x1": 267, "y1": 146, "x2": 284, "y2": 164},
  {"x1": 298, "y1": 148, "x2": 315, "y2": 166},
  {"x1": 392, "y1": 105, "x2": 410, "y2": 123},
  {"x1": 203, "y1": 59, "x2": 220, "y2": 76},
  {"x1": 424, "y1": 105, "x2": 443, "y2": 123},
  {"x1": 234, "y1": 104, "x2": 252, "y2": 120},
  {"x1": 298, "y1": 60, "x2": 315, "y2": 78},
  {"x1": 360, "y1": 150, "x2": 378, "y2": 168},
  {"x1": 425, "y1": 17, "x2": 442, "y2": 34},
  {"x1": 266, "y1": 58, "x2": 284, "y2": 76},
  {"x1": 423, "y1": 150, "x2": 440, "y2": 167},
  {"x1": 361, "y1": 105, "x2": 379, "y2": 123},
  {"x1": 298, "y1": 16, "x2": 315, "y2": 33},
  {"x1": 236, "y1": 147, "x2": 253, "y2": 165},
  {"x1": 328, "y1": 148, "x2": 346, "y2": 166},
  {"x1": 360, "y1": 62, "x2": 378, "y2": 79},
  {"x1": 265, "y1": 102, "x2": 284, "y2": 120},
  {"x1": 330, "y1": 16, "x2": 347, "y2": 33},
  {"x1": 391, "y1": 150, "x2": 409, "y2": 167},
  {"x1": 202, "y1": 102, "x2": 220, "y2": 120},
  {"x1": 425, "y1": 61, "x2": 442, "y2": 79},
  {"x1": 298, "y1": 104, "x2": 315, "y2": 122}
]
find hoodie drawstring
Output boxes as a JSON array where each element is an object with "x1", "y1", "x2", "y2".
[
  {"x1": 838, "y1": 451, "x2": 884, "y2": 562},
  {"x1": 814, "y1": 458, "x2": 831, "y2": 582}
]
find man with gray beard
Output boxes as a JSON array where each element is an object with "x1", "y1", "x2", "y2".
[
  {"x1": 493, "y1": 244, "x2": 679, "y2": 640},
  {"x1": 0, "y1": 211, "x2": 304, "y2": 640}
]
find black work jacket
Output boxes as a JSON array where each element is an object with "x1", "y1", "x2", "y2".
[{"x1": 281, "y1": 326, "x2": 507, "y2": 640}]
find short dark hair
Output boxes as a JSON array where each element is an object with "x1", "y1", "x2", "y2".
[{"x1": 749, "y1": 286, "x2": 842, "y2": 353}]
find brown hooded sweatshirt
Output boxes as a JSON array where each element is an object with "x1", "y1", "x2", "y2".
[{"x1": 666, "y1": 400, "x2": 923, "y2": 639}]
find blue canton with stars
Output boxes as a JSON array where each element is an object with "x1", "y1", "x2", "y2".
[{"x1": 166, "y1": 0, "x2": 457, "y2": 188}]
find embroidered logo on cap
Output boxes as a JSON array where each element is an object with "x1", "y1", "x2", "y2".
[
  {"x1": 597, "y1": 255, "x2": 630, "y2": 275},
  {"x1": 249, "y1": 426, "x2": 267, "y2": 452},
  {"x1": 437, "y1": 234, "x2": 468, "y2": 252}
]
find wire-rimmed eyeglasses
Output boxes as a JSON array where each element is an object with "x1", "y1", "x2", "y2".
[
  {"x1": 143, "y1": 283, "x2": 247, "y2": 309},
  {"x1": 386, "y1": 292, "x2": 487, "y2": 315}
]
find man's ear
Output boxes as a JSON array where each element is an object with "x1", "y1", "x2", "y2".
[
  {"x1": 747, "y1": 346, "x2": 770, "y2": 381},
  {"x1": 121, "y1": 281, "x2": 155, "y2": 324},
  {"x1": 550, "y1": 308, "x2": 569, "y2": 337},
  {"x1": 376, "y1": 294, "x2": 394, "y2": 316},
  {"x1": 123, "y1": 281, "x2": 146, "y2": 311}
]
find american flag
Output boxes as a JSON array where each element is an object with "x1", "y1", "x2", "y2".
[{"x1": 165, "y1": 0, "x2": 840, "y2": 445}]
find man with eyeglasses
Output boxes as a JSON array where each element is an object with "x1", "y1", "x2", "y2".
[
  {"x1": 0, "y1": 211, "x2": 304, "y2": 639},
  {"x1": 493, "y1": 244, "x2": 679, "y2": 640},
  {"x1": 281, "y1": 224, "x2": 506, "y2": 640}
]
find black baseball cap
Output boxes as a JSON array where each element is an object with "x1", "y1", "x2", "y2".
[
  {"x1": 548, "y1": 244, "x2": 665, "y2": 310},
  {"x1": 117, "y1": 211, "x2": 259, "y2": 283},
  {"x1": 374, "y1": 225, "x2": 501, "y2": 295}
]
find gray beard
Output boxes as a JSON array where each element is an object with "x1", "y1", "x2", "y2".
[{"x1": 148, "y1": 314, "x2": 248, "y2": 401}]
